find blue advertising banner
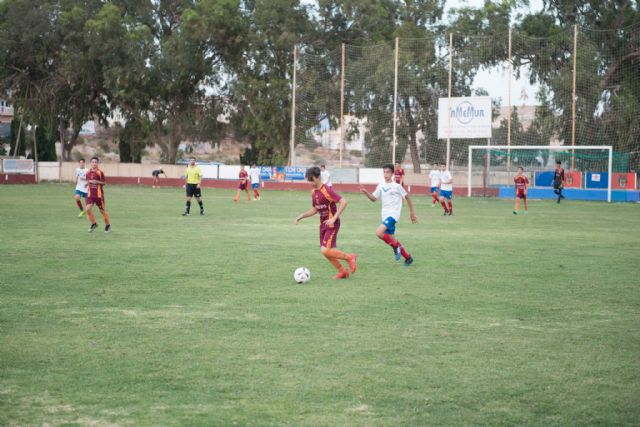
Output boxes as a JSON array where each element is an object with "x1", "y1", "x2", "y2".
[
  {"x1": 285, "y1": 166, "x2": 307, "y2": 181},
  {"x1": 534, "y1": 171, "x2": 555, "y2": 187},
  {"x1": 586, "y1": 172, "x2": 608, "y2": 189}
]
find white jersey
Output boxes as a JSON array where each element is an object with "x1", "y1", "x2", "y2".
[
  {"x1": 429, "y1": 169, "x2": 441, "y2": 187},
  {"x1": 321, "y1": 170, "x2": 332, "y2": 186},
  {"x1": 75, "y1": 167, "x2": 88, "y2": 192},
  {"x1": 372, "y1": 181, "x2": 407, "y2": 221},
  {"x1": 249, "y1": 167, "x2": 261, "y2": 184},
  {"x1": 440, "y1": 170, "x2": 453, "y2": 191}
]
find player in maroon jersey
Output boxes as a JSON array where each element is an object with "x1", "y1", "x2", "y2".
[
  {"x1": 394, "y1": 162, "x2": 405, "y2": 186},
  {"x1": 513, "y1": 166, "x2": 529, "y2": 215},
  {"x1": 233, "y1": 165, "x2": 251, "y2": 202},
  {"x1": 85, "y1": 157, "x2": 111, "y2": 233},
  {"x1": 294, "y1": 166, "x2": 357, "y2": 279}
]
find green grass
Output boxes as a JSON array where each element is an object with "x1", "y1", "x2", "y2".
[{"x1": 1, "y1": 183, "x2": 639, "y2": 426}]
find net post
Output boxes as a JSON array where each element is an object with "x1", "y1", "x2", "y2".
[
  {"x1": 571, "y1": 24, "x2": 577, "y2": 171},
  {"x1": 446, "y1": 33, "x2": 453, "y2": 169},
  {"x1": 507, "y1": 27, "x2": 512, "y2": 176},
  {"x1": 392, "y1": 37, "x2": 399, "y2": 165},
  {"x1": 340, "y1": 43, "x2": 345, "y2": 168},
  {"x1": 608, "y1": 146, "x2": 612, "y2": 203},
  {"x1": 289, "y1": 44, "x2": 298, "y2": 167},
  {"x1": 467, "y1": 145, "x2": 472, "y2": 197}
]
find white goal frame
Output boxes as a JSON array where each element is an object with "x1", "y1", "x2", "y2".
[{"x1": 467, "y1": 145, "x2": 613, "y2": 203}]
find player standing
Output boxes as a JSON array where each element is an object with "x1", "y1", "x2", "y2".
[
  {"x1": 394, "y1": 162, "x2": 405, "y2": 186},
  {"x1": 85, "y1": 157, "x2": 111, "y2": 233},
  {"x1": 294, "y1": 166, "x2": 357, "y2": 279},
  {"x1": 73, "y1": 158, "x2": 88, "y2": 217},
  {"x1": 249, "y1": 163, "x2": 261, "y2": 200},
  {"x1": 513, "y1": 166, "x2": 529, "y2": 215},
  {"x1": 428, "y1": 162, "x2": 440, "y2": 207},
  {"x1": 152, "y1": 168, "x2": 166, "y2": 188},
  {"x1": 182, "y1": 157, "x2": 204, "y2": 216},
  {"x1": 320, "y1": 164, "x2": 332, "y2": 187},
  {"x1": 438, "y1": 163, "x2": 454, "y2": 216},
  {"x1": 360, "y1": 164, "x2": 417, "y2": 266},
  {"x1": 553, "y1": 161, "x2": 566, "y2": 203},
  {"x1": 234, "y1": 165, "x2": 251, "y2": 202}
]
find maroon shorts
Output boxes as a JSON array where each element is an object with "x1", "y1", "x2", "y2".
[
  {"x1": 87, "y1": 197, "x2": 105, "y2": 210},
  {"x1": 516, "y1": 190, "x2": 526, "y2": 199},
  {"x1": 319, "y1": 221, "x2": 340, "y2": 248},
  {"x1": 239, "y1": 182, "x2": 248, "y2": 190}
]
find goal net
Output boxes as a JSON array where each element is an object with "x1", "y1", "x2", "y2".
[{"x1": 468, "y1": 145, "x2": 614, "y2": 202}]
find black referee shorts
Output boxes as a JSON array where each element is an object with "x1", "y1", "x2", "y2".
[{"x1": 186, "y1": 183, "x2": 202, "y2": 198}]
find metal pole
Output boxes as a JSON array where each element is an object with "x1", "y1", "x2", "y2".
[
  {"x1": 571, "y1": 24, "x2": 577, "y2": 171},
  {"x1": 33, "y1": 125, "x2": 39, "y2": 182},
  {"x1": 340, "y1": 43, "x2": 345, "y2": 168},
  {"x1": 392, "y1": 37, "x2": 399, "y2": 165},
  {"x1": 447, "y1": 33, "x2": 453, "y2": 169},
  {"x1": 13, "y1": 114, "x2": 24, "y2": 157},
  {"x1": 507, "y1": 27, "x2": 512, "y2": 176},
  {"x1": 467, "y1": 145, "x2": 472, "y2": 197},
  {"x1": 289, "y1": 45, "x2": 298, "y2": 166},
  {"x1": 607, "y1": 146, "x2": 612, "y2": 203}
]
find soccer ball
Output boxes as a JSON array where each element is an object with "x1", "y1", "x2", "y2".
[{"x1": 293, "y1": 267, "x2": 311, "y2": 284}]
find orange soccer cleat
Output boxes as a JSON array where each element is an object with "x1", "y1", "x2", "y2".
[
  {"x1": 333, "y1": 270, "x2": 350, "y2": 279},
  {"x1": 347, "y1": 254, "x2": 357, "y2": 274}
]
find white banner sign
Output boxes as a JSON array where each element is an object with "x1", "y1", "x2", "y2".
[{"x1": 438, "y1": 96, "x2": 492, "y2": 139}]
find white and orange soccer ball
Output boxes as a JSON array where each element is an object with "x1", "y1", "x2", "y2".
[{"x1": 293, "y1": 267, "x2": 311, "y2": 284}]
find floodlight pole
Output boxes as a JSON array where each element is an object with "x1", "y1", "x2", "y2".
[
  {"x1": 289, "y1": 45, "x2": 298, "y2": 167},
  {"x1": 447, "y1": 33, "x2": 453, "y2": 169},
  {"x1": 571, "y1": 25, "x2": 577, "y2": 171},
  {"x1": 392, "y1": 37, "x2": 399, "y2": 165},
  {"x1": 340, "y1": 43, "x2": 345, "y2": 168}
]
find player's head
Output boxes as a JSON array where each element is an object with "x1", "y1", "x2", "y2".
[
  {"x1": 440, "y1": 162, "x2": 446, "y2": 170},
  {"x1": 189, "y1": 157, "x2": 196, "y2": 166},
  {"x1": 432, "y1": 162, "x2": 438, "y2": 169},
  {"x1": 305, "y1": 166, "x2": 321, "y2": 185},
  {"x1": 251, "y1": 162, "x2": 256, "y2": 168},
  {"x1": 395, "y1": 162, "x2": 401, "y2": 169},
  {"x1": 240, "y1": 164, "x2": 245, "y2": 170},
  {"x1": 320, "y1": 164, "x2": 326, "y2": 171},
  {"x1": 383, "y1": 164, "x2": 394, "y2": 182},
  {"x1": 90, "y1": 157, "x2": 99, "y2": 169},
  {"x1": 517, "y1": 166, "x2": 524, "y2": 174},
  {"x1": 78, "y1": 158, "x2": 85, "y2": 167},
  {"x1": 556, "y1": 161, "x2": 562, "y2": 168}
]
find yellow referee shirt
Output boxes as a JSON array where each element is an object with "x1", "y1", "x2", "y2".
[{"x1": 185, "y1": 166, "x2": 202, "y2": 184}]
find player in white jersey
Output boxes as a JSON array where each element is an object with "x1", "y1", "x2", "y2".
[
  {"x1": 361, "y1": 164, "x2": 417, "y2": 266},
  {"x1": 73, "y1": 158, "x2": 88, "y2": 217},
  {"x1": 249, "y1": 163, "x2": 261, "y2": 200},
  {"x1": 428, "y1": 162, "x2": 440, "y2": 207},
  {"x1": 320, "y1": 164, "x2": 332, "y2": 187},
  {"x1": 438, "y1": 163, "x2": 454, "y2": 216}
]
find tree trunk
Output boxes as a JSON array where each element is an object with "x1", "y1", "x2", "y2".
[{"x1": 63, "y1": 125, "x2": 81, "y2": 161}]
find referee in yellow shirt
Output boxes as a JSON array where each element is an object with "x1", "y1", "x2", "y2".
[{"x1": 183, "y1": 157, "x2": 205, "y2": 216}]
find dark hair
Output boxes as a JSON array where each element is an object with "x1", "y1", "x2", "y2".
[
  {"x1": 90, "y1": 156, "x2": 99, "y2": 162},
  {"x1": 383, "y1": 164, "x2": 394, "y2": 173},
  {"x1": 556, "y1": 161, "x2": 561, "y2": 165},
  {"x1": 190, "y1": 156, "x2": 196, "y2": 161},
  {"x1": 305, "y1": 166, "x2": 321, "y2": 181},
  {"x1": 320, "y1": 164, "x2": 326, "y2": 168},
  {"x1": 395, "y1": 161, "x2": 400, "y2": 165},
  {"x1": 517, "y1": 166, "x2": 524, "y2": 171},
  {"x1": 79, "y1": 158, "x2": 85, "y2": 162}
]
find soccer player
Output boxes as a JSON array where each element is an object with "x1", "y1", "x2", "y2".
[
  {"x1": 152, "y1": 168, "x2": 166, "y2": 188},
  {"x1": 428, "y1": 162, "x2": 440, "y2": 207},
  {"x1": 320, "y1": 164, "x2": 332, "y2": 187},
  {"x1": 249, "y1": 163, "x2": 261, "y2": 200},
  {"x1": 438, "y1": 162, "x2": 454, "y2": 216},
  {"x1": 394, "y1": 162, "x2": 405, "y2": 186},
  {"x1": 294, "y1": 166, "x2": 357, "y2": 279},
  {"x1": 85, "y1": 157, "x2": 111, "y2": 233},
  {"x1": 553, "y1": 161, "x2": 566, "y2": 203},
  {"x1": 182, "y1": 157, "x2": 204, "y2": 216},
  {"x1": 360, "y1": 164, "x2": 417, "y2": 266},
  {"x1": 513, "y1": 166, "x2": 529, "y2": 215},
  {"x1": 233, "y1": 165, "x2": 251, "y2": 202},
  {"x1": 73, "y1": 158, "x2": 88, "y2": 217}
]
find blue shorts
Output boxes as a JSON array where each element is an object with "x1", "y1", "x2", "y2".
[
  {"x1": 252, "y1": 183, "x2": 259, "y2": 189},
  {"x1": 440, "y1": 190, "x2": 453, "y2": 199},
  {"x1": 75, "y1": 190, "x2": 87, "y2": 198},
  {"x1": 430, "y1": 186, "x2": 439, "y2": 193},
  {"x1": 382, "y1": 216, "x2": 397, "y2": 235}
]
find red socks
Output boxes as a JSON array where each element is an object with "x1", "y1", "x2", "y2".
[
  {"x1": 448, "y1": 200, "x2": 453, "y2": 214},
  {"x1": 381, "y1": 233, "x2": 410, "y2": 259},
  {"x1": 441, "y1": 200, "x2": 448, "y2": 212},
  {"x1": 76, "y1": 200, "x2": 84, "y2": 211}
]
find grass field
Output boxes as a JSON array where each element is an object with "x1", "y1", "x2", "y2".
[{"x1": 1, "y1": 183, "x2": 639, "y2": 426}]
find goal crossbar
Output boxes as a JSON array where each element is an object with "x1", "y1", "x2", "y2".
[{"x1": 467, "y1": 145, "x2": 613, "y2": 202}]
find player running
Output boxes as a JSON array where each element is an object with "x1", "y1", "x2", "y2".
[
  {"x1": 428, "y1": 162, "x2": 440, "y2": 207},
  {"x1": 182, "y1": 157, "x2": 204, "y2": 216},
  {"x1": 73, "y1": 158, "x2": 88, "y2": 217},
  {"x1": 294, "y1": 166, "x2": 357, "y2": 280},
  {"x1": 85, "y1": 157, "x2": 111, "y2": 233},
  {"x1": 513, "y1": 166, "x2": 529, "y2": 215},
  {"x1": 553, "y1": 161, "x2": 565, "y2": 203},
  {"x1": 360, "y1": 164, "x2": 417, "y2": 266},
  {"x1": 394, "y1": 162, "x2": 405, "y2": 187},
  {"x1": 234, "y1": 165, "x2": 251, "y2": 202},
  {"x1": 438, "y1": 163, "x2": 454, "y2": 216},
  {"x1": 249, "y1": 163, "x2": 261, "y2": 201}
]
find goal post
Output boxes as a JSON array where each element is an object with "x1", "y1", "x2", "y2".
[{"x1": 467, "y1": 145, "x2": 613, "y2": 202}]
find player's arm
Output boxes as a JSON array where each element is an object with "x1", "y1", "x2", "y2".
[
  {"x1": 405, "y1": 194, "x2": 418, "y2": 223},
  {"x1": 325, "y1": 197, "x2": 347, "y2": 226},
  {"x1": 294, "y1": 207, "x2": 318, "y2": 224},
  {"x1": 360, "y1": 186, "x2": 377, "y2": 202}
]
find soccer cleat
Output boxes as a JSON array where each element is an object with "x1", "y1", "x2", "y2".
[
  {"x1": 404, "y1": 256, "x2": 414, "y2": 267},
  {"x1": 182, "y1": 211, "x2": 190, "y2": 216},
  {"x1": 513, "y1": 210, "x2": 518, "y2": 215},
  {"x1": 78, "y1": 211, "x2": 85, "y2": 217},
  {"x1": 431, "y1": 202, "x2": 436, "y2": 208},
  {"x1": 447, "y1": 212, "x2": 453, "y2": 216},
  {"x1": 443, "y1": 211, "x2": 449, "y2": 216},
  {"x1": 333, "y1": 270, "x2": 350, "y2": 279},
  {"x1": 348, "y1": 254, "x2": 357, "y2": 274},
  {"x1": 394, "y1": 246, "x2": 402, "y2": 261},
  {"x1": 200, "y1": 209, "x2": 205, "y2": 216},
  {"x1": 104, "y1": 224, "x2": 111, "y2": 233},
  {"x1": 89, "y1": 223, "x2": 98, "y2": 233}
]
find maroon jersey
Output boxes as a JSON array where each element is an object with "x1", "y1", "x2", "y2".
[
  {"x1": 239, "y1": 170, "x2": 248, "y2": 183},
  {"x1": 312, "y1": 184, "x2": 342, "y2": 225},
  {"x1": 514, "y1": 175, "x2": 529, "y2": 191},
  {"x1": 86, "y1": 169, "x2": 105, "y2": 199},
  {"x1": 394, "y1": 167, "x2": 404, "y2": 184}
]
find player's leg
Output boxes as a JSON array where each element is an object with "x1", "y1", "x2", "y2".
[
  {"x1": 446, "y1": 192, "x2": 453, "y2": 215},
  {"x1": 376, "y1": 220, "x2": 401, "y2": 260},
  {"x1": 183, "y1": 192, "x2": 192, "y2": 215},
  {"x1": 233, "y1": 189, "x2": 240, "y2": 202},
  {"x1": 85, "y1": 202, "x2": 98, "y2": 232},
  {"x1": 98, "y1": 199, "x2": 111, "y2": 232},
  {"x1": 74, "y1": 192, "x2": 84, "y2": 213},
  {"x1": 245, "y1": 187, "x2": 251, "y2": 201},
  {"x1": 439, "y1": 195, "x2": 448, "y2": 213},
  {"x1": 196, "y1": 195, "x2": 204, "y2": 215},
  {"x1": 431, "y1": 189, "x2": 438, "y2": 206},
  {"x1": 523, "y1": 194, "x2": 528, "y2": 213},
  {"x1": 320, "y1": 226, "x2": 356, "y2": 276},
  {"x1": 514, "y1": 194, "x2": 520, "y2": 214}
]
